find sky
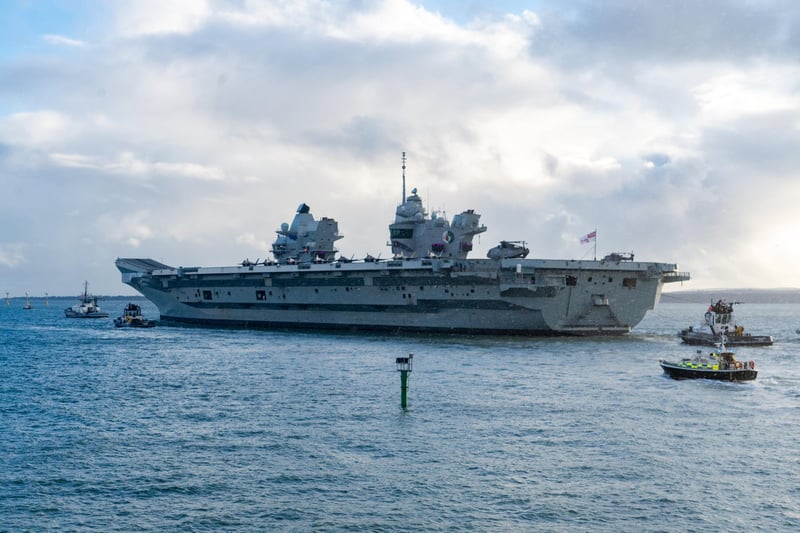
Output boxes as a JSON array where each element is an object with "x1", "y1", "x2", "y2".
[{"x1": 1, "y1": 0, "x2": 799, "y2": 297}]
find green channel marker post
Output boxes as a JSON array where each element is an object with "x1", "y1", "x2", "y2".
[{"x1": 395, "y1": 353, "x2": 413, "y2": 409}]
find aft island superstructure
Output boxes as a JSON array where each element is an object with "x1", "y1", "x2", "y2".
[{"x1": 117, "y1": 156, "x2": 689, "y2": 335}]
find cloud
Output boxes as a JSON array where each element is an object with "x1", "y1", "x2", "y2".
[
  {"x1": 152, "y1": 161, "x2": 225, "y2": 181},
  {"x1": 0, "y1": 110, "x2": 73, "y2": 146},
  {"x1": 49, "y1": 152, "x2": 98, "y2": 168},
  {"x1": 2, "y1": 0, "x2": 800, "y2": 293},
  {"x1": 111, "y1": 1, "x2": 212, "y2": 36},
  {"x1": 528, "y1": 0, "x2": 800, "y2": 67},
  {"x1": 95, "y1": 211, "x2": 154, "y2": 248},
  {"x1": 49, "y1": 152, "x2": 224, "y2": 181},
  {"x1": 235, "y1": 232, "x2": 269, "y2": 253},
  {"x1": 693, "y1": 66, "x2": 799, "y2": 121},
  {"x1": 43, "y1": 34, "x2": 88, "y2": 48},
  {"x1": 0, "y1": 244, "x2": 26, "y2": 268}
]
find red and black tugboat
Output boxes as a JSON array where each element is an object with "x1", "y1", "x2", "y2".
[{"x1": 660, "y1": 335, "x2": 757, "y2": 381}]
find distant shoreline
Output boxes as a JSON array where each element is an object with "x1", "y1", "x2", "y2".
[
  {"x1": 3, "y1": 295, "x2": 145, "y2": 301},
  {"x1": 662, "y1": 288, "x2": 800, "y2": 304}
]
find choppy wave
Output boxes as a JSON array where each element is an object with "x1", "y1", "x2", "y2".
[{"x1": 2, "y1": 301, "x2": 799, "y2": 531}]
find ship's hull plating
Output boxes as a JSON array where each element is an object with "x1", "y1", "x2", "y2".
[{"x1": 117, "y1": 257, "x2": 686, "y2": 336}]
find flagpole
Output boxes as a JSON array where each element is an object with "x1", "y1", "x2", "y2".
[{"x1": 593, "y1": 228, "x2": 597, "y2": 260}]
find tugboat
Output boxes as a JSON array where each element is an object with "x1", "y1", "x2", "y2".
[
  {"x1": 660, "y1": 336, "x2": 757, "y2": 381},
  {"x1": 679, "y1": 300, "x2": 773, "y2": 347},
  {"x1": 64, "y1": 281, "x2": 109, "y2": 318},
  {"x1": 114, "y1": 302, "x2": 156, "y2": 328}
]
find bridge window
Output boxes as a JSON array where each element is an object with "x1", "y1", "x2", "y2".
[{"x1": 390, "y1": 228, "x2": 414, "y2": 239}]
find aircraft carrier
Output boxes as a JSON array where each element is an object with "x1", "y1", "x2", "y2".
[{"x1": 117, "y1": 156, "x2": 689, "y2": 335}]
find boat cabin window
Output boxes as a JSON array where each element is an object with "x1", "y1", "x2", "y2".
[
  {"x1": 203, "y1": 290, "x2": 213, "y2": 300},
  {"x1": 623, "y1": 277, "x2": 637, "y2": 288},
  {"x1": 256, "y1": 290, "x2": 267, "y2": 301},
  {"x1": 566, "y1": 275, "x2": 577, "y2": 286}
]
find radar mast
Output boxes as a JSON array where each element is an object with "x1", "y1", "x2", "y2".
[{"x1": 401, "y1": 151, "x2": 407, "y2": 202}]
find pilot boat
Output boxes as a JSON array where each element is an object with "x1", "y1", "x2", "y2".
[{"x1": 660, "y1": 336, "x2": 757, "y2": 381}]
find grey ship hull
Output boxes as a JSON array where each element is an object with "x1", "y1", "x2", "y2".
[{"x1": 117, "y1": 257, "x2": 687, "y2": 336}]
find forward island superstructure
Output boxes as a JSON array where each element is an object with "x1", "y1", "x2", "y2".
[{"x1": 117, "y1": 155, "x2": 689, "y2": 335}]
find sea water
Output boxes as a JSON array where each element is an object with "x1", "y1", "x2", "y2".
[{"x1": 2, "y1": 299, "x2": 799, "y2": 531}]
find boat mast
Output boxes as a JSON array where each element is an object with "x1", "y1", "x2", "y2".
[{"x1": 401, "y1": 151, "x2": 407, "y2": 203}]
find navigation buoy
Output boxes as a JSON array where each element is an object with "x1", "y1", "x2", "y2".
[{"x1": 395, "y1": 353, "x2": 413, "y2": 409}]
